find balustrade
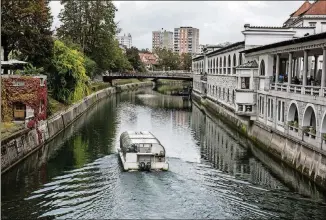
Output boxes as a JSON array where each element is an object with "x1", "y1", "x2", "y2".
[{"x1": 269, "y1": 82, "x2": 325, "y2": 97}]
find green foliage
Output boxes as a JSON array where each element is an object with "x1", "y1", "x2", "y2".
[
  {"x1": 288, "y1": 121, "x2": 294, "y2": 126},
  {"x1": 50, "y1": 40, "x2": 90, "y2": 104},
  {"x1": 58, "y1": 0, "x2": 119, "y2": 71},
  {"x1": 303, "y1": 127, "x2": 310, "y2": 134},
  {"x1": 84, "y1": 56, "x2": 98, "y2": 79},
  {"x1": 1, "y1": 0, "x2": 54, "y2": 71},
  {"x1": 15, "y1": 63, "x2": 44, "y2": 75},
  {"x1": 90, "y1": 82, "x2": 110, "y2": 93},
  {"x1": 111, "y1": 41, "x2": 133, "y2": 72},
  {"x1": 180, "y1": 53, "x2": 192, "y2": 71},
  {"x1": 126, "y1": 47, "x2": 146, "y2": 72},
  {"x1": 154, "y1": 48, "x2": 181, "y2": 70}
]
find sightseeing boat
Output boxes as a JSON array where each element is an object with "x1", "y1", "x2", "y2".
[{"x1": 118, "y1": 131, "x2": 169, "y2": 171}]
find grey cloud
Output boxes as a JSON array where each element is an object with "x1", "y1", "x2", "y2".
[{"x1": 50, "y1": 1, "x2": 305, "y2": 49}]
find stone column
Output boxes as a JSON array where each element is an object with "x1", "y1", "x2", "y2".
[
  {"x1": 293, "y1": 58, "x2": 296, "y2": 78},
  {"x1": 237, "y1": 74, "x2": 241, "y2": 89},
  {"x1": 303, "y1": 50, "x2": 308, "y2": 86},
  {"x1": 322, "y1": 47, "x2": 326, "y2": 88},
  {"x1": 288, "y1": 52, "x2": 293, "y2": 85},
  {"x1": 275, "y1": 54, "x2": 280, "y2": 84},
  {"x1": 314, "y1": 55, "x2": 319, "y2": 81}
]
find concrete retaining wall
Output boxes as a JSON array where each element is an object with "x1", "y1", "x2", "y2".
[
  {"x1": 1, "y1": 81, "x2": 154, "y2": 174},
  {"x1": 192, "y1": 92, "x2": 326, "y2": 189}
]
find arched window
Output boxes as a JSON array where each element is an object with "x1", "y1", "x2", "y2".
[
  {"x1": 223, "y1": 56, "x2": 226, "y2": 74},
  {"x1": 260, "y1": 60, "x2": 266, "y2": 76},
  {"x1": 239, "y1": 53, "x2": 242, "y2": 65},
  {"x1": 228, "y1": 55, "x2": 231, "y2": 74},
  {"x1": 219, "y1": 57, "x2": 222, "y2": 74},
  {"x1": 233, "y1": 54, "x2": 237, "y2": 74},
  {"x1": 303, "y1": 106, "x2": 316, "y2": 128}
]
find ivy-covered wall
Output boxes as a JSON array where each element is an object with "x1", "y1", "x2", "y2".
[{"x1": 1, "y1": 76, "x2": 48, "y2": 126}]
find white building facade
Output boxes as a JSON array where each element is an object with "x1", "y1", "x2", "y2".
[
  {"x1": 116, "y1": 33, "x2": 132, "y2": 49},
  {"x1": 192, "y1": 0, "x2": 326, "y2": 152}
]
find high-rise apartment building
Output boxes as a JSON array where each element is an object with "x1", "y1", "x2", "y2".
[
  {"x1": 116, "y1": 33, "x2": 132, "y2": 49},
  {"x1": 174, "y1": 27, "x2": 199, "y2": 55},
  {"x1": 152, "y1": 29, "x2": 174, "y2": 51}
]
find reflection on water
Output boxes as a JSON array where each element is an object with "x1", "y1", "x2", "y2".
[{"x1": 1, "y1": 88, "x2": 326, "y2": 220}]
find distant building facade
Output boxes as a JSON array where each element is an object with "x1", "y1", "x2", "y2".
[
  {"x1": 152, "y1": 29, "x2": 173, "y2": 51},
  {"x1": 174, "y1": 27, "x2": 200, "y2": 55},
  {"x1": 116, "y1": 33, "x2": 132, "y2": 49},
  {"x1": 139, "y1": 52, "x2": 158, "y2": 70}
]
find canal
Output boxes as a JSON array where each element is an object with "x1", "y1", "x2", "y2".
[{"x1": 2, "y1": 86, "x2": 326, "y2": 219}]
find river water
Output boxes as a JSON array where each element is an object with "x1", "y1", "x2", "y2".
[{"x1": 2, "y1": 87, "x2": 326, "y2": 219}]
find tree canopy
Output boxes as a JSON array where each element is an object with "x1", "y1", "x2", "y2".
[
  {"x1": 153, "y1": 48, "x2": 192, "y2": 71},
  {"x1": 57, "y1": 0, "x2": 125, "y2": 72},
  {"x1": 126, "y1": 47, "x2": 146, "y2": 72},
  {"x1": 1, "y1": 0, "x2": 53, "y2": 71},
  {"x1": 50, "y1": 40, "x2": 90, "y2": 104}
]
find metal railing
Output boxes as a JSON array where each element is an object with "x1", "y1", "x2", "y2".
[{"x1": 103, "y1": 72, "x2": 193, "y2": 78}]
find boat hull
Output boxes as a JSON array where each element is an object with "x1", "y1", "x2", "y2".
[{"x1": 119, "y1": 151, "x2": 169, "y2": 171}]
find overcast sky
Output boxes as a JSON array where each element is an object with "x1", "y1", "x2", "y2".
[{"x1": 49, "y1": 1, "x2": 304, "y2": 50}]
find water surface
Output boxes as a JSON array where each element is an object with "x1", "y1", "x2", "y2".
[{"x1": 2, "y1": 88, "x2": 326, "y2": 219}]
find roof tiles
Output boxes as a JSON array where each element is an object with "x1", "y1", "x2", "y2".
[
  {"x1": 291, "y1": 1, "x2": 312, "y2": 17},
  {"x1": 302, "y1": 0, "x2": 326, "y2": 15}
]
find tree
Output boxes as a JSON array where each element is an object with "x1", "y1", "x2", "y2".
[
  {"x1": 154, "y1": 48, "x2": 181, "y2": 70},
  {"x1": 140, "y1": 48, "x2": 150, "y2": 53},
  {"x1": 126, "y1": 47, "x2": 146, "y2": 72},
  {"x1": 180, "y1": 53, "x2": 192, "y2": 71},
  {"x1": 58, "y1": 0, "x2": 118, "y2": 71},
  {"x1": 111, "y1": 41, "x2": 133, "y2": 72},
  {"x1": 1, "y1": 0, "x2": 54, "y2": 72},
  {"x1": 50, "y1": 40, "x2": 90, "y2": 104}
]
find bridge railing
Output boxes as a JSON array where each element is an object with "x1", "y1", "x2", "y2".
[
  {"x1": 148, "y1": 70, "x2": 192, "y2": 74},
  {"x1": 103, "y1": 72, "x2": 192, "y2": 78}
]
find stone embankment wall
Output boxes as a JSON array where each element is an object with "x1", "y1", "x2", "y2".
[
  {"x1": 192, "y1": 91, "x2": 326, "y2": 189},
  {"x1": 1, "y1": 81, "x2": 153, "y2": 174}
]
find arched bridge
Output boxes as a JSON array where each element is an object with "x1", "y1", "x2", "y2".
[{"x1": 102, "y1": 71, "x2": 193, "y2": 83}]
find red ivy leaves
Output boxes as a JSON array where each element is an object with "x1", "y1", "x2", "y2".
[{"x1": 2, "y1": 76, "x2": 48, "y2": 127}]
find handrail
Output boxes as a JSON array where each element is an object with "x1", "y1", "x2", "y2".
[{"x1": 103, "y1": 72, "x2": 193, "y2": 78}]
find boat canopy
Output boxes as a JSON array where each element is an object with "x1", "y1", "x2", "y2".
[{"x1": 120, "y1": 131, "x2": 165, "y2": 155}]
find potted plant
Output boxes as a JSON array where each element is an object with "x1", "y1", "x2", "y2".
[
  {"x1": 293, "y1": 121, "x2": 299, "y2": 132},
  {"x1": 293, "y1": 121, "x2": 298, "y2": 128},
  {"x1": 288, "y1": 121, "x2": 294, "y2": 130},
  {"x1": 309, "y1": 127, "x2": 316, "y2": 139},
  {"x1": 310, "y1": 127, "x2": 316, "y2": 134},
  {"x1": 323, "y1": 133, "x2": 326, "y2": 143},
  {"x1": 303, "y1": 127, "x2": 310, "y2": 136}
]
